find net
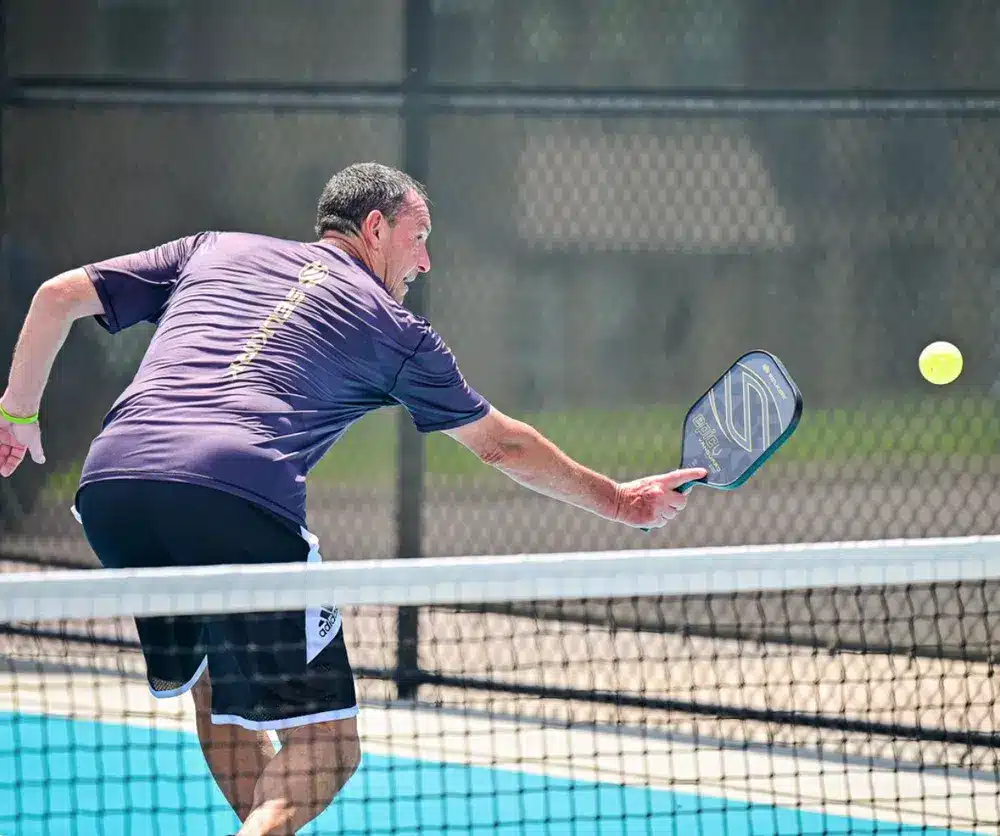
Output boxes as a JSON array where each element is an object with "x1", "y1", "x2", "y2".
[{"x1": 3, "y1": 537, "x2": 1000, "y2": 835}]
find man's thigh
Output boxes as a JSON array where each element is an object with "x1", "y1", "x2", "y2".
[{"x1": 276, "y1": 716, "x2": 362, "y2": 787}]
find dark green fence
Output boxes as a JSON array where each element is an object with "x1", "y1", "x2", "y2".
[{"x1": 2, "y1": 0, "x2": 999, "y2": 563}]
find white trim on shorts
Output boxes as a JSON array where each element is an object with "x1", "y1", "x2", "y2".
[
  {"x1": 210, "y1": 703, "x2": 359, "y2": 731},
  {"x1": 148, "y1": 654, "x2": 208, "y2": 699},
  {"x1": 301, "y1": 525, "x2": 343, "y2": 662}
]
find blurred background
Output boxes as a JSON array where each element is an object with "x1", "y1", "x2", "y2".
[{"x1": 2, "y1": 0, "x2": 999, "y2": 564}]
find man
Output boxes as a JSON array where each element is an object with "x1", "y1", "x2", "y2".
[{"x1": 0, "y1": 162, "x2": 705, "y2": 835}]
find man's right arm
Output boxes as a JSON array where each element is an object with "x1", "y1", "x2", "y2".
[
  {"x1": 444, "y1": 408, "x2": 706, "y2": 530},
  {"x1": 387, "y1": 321, "x2": 705, "y2": 530}
]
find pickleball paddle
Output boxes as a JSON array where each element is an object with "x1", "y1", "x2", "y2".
[{"x1": 641, "y1": 350, "x2": 802, "y2": 529}]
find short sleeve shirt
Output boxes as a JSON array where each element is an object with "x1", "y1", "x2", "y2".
[{"x1": 79, "y1": 232, "x2": 490, "y2": 525}]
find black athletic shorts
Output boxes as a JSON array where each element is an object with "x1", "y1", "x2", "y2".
[{"x1": 75, "y1": 478, "x2": 357, "y2": 731}]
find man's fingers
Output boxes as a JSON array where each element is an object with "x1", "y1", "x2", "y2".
[
  {"x1": 27, "y1": 434, "x2": 45, "y2": 464},
  {"x1": 666, "y1": 493, "x2": 688, "y2": 512},
  {"x1": 0, "y1": 422, "x2": 43, "y2": 474},
  {"x1": 12, "y1": 424, "x2": 45, "y2": 464},
  {"x1": 667, "y1": 467, "x2": 709, "y2": 487},
  {"x1": 621, "y1": 467, "x2": 708, "y2": 528},
  {"x1": 654, "y1": 508, "x2": 677, "y2": 527},
  {"x1": 0, "y1": 446, "x2": 25, "y2": 478}
]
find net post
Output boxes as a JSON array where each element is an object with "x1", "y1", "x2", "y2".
[{"x1": 394, "y1": 0, "x2": 432, "y2": 702}]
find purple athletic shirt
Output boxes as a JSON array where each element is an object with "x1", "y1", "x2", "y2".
[{"x1": 77, "y1": 232, "x2": 491, "y2": 525}]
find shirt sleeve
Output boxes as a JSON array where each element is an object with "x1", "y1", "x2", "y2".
[
  {"x1": 83, "y1": 234, "x2": 205, "y2": 334},
  {"x1": 389, "y1": 323, "x2": 491, "y2": 433}
]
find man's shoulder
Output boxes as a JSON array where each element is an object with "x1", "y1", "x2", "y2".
[
  {"x1": 189, "y1": 231, "x2": 346, "y2": 252},
  {"x1": 369, "y1": 301, "x2": 440, "y2": 349},
  {"x1": 194, "y1": 231, "x2": 300, "y2": 254},
  {"x1": 185, "y1": 233, "x2": 365, "y2": 280},
  {"x1": 192, "y1": 234, "x2": 439, "y2": 347},
  {"x1": 385, "y1": 314, "x2": 459, "y2": 366}
]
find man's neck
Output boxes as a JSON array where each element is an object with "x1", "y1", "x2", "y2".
[
  {"x1": 320, "y1": 232, "x2": 364, "y2": 263},
  {"x1": 319, "y1": 233, "x2": 384, "y2": 284}
]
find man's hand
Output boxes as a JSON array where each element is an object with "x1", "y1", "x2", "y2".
[
  {"x1": 0, "y1": 398, "x2": 45, "y2": 478},
  {"x1": 613, "y1": 467, "x2": 708, "y2": 529}
]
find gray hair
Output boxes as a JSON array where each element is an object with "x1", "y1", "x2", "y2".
[{"x1": 315, "y1": 162, "x2": 429, "y2": 237}]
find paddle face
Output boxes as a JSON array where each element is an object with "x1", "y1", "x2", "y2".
[{"x1": 677, "y1": 350, "x2": 802, "y2": 493}]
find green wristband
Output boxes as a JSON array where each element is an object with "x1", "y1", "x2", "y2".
[{"x1": 0, "y1": 404, "x2": 39, "y2": 424}]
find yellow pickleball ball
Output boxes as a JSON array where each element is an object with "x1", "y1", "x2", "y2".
[{"x1": 919, "y1": 341, "x2": 963, "y2": 385}]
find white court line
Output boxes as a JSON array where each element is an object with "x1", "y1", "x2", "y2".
[{"x1": 3, "y1": 670, "x2": 997, "y2": 833}]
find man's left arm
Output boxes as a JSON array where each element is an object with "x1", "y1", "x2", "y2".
[
  {"x1": 2, "y1": 268, "x2": 103, "y2": 419},
  {"x1": 0, "y1": 233, "x2": 203, "y2": 477}
]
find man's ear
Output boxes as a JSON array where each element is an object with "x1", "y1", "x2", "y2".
[{"x1": 365, "y1": 210, "x2": 386, "y2": 246}]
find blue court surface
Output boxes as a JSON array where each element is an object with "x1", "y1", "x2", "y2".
[{"x1": 1, "y1": 710, "x2": 987, "y2": 836}]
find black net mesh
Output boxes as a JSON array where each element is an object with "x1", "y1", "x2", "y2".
[{"x1": 3, "y1": 549, "x2": 1000, "y2": 833}]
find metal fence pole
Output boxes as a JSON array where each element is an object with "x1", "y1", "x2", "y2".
[{"x1": 394, "y1": 0, "x2": 432, "y2": 702}]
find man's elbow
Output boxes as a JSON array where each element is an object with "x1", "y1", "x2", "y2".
[
  {"x1": 446, "y1": 410, "x2": 534, "y2": 469},
  {"x1": 34, "y1": 269, "x2": 103, "y2": 320},
  {"x1": 476, "y1": 427, "x2": 536, "y2": 470},
  {"x1": 478, "y1": 441, "x2": 511, "y2": 468}
]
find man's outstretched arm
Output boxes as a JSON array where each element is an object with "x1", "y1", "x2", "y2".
[
  {"x1": 444, "y1": 407, "x2": 706, "y2": 530},
  {"x1": 0, "y1": 268, "x2": 103, "y2": 476}
]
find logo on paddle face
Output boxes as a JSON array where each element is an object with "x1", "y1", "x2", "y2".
[
  {"x1": 710, "y1": 365, "x2": 779, "y2": 454},
  {"x1": 692, "y1": 413, "x2": 724, "y2": 465}
]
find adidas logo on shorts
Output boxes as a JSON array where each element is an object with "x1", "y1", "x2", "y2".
[
  {"x1": 306, "y1": 604, "x2": 341, "y2": 664},
  {"x1": 317, "y1": 606, "x2": 340, "y2": 638}
]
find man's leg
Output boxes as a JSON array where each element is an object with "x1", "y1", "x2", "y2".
[
  {"x1": 236, "y1": 717, "x2": 361, "y2": 836},
  {"x1": 191, "y1": 671, "x2": 277, "y2": 823}
]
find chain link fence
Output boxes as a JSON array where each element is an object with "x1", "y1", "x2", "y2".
[{"x1": 2, "y1": 0, "x2": 999, "y2": 564}]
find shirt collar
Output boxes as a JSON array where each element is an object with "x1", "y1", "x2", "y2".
[{"x1": 316, "y1": 240, "x2": 384, "y2": 288}]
